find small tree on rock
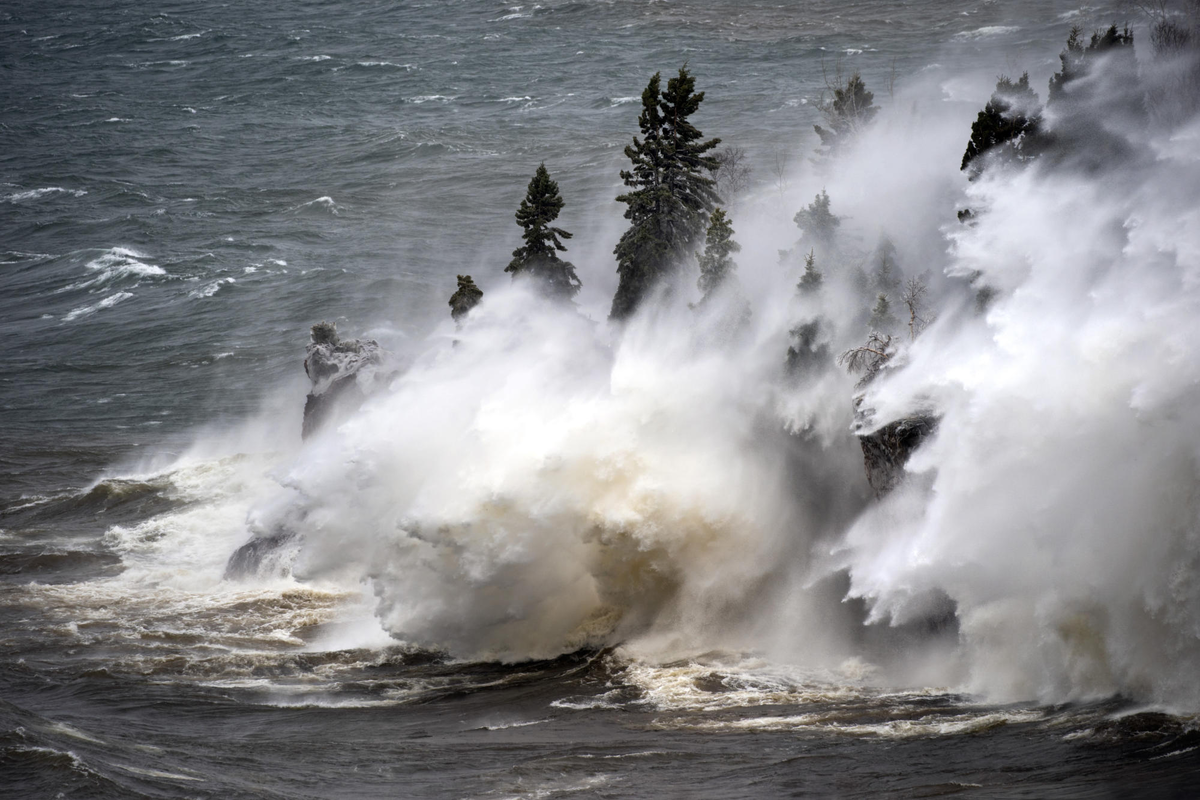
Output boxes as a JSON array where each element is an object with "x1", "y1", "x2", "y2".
[
  {"x1": 449, "y1": 275, "x2": 483, "y2": 323},
  {"x1": 696, "y1": 208, "x2": 740, "y2": 301},
  {"x1": 506, "y1": 163, "x2": 581, "y2": 299}
]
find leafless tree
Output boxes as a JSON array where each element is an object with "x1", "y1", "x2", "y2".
[
  {"x1": 770, "y1": 146, "x2": 789, "y2": 199},
  {"x1": 713, "y1": 146, "x2": 752, "y2": 201},
  {"x1": 900, "y1": 276, "x2": 931, "y2": 341}
]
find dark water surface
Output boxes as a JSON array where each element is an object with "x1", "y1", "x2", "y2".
[{"x1": 5, "y1": 1, "x2": 1200, "y2": 797}]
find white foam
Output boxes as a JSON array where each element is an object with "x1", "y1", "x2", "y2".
[
  {"x1": 63, "y1": 291, "x2": 133, "y2": 321},
  {"x1": 4, "y1": 187, "x2": 87, "y2": 202}
]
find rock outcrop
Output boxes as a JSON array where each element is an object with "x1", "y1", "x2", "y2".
[
  {"x1": 302, "y1": 321, "x2": 384, "y2": 439},
  {"x1": 858, "y1": 414, "x2": 938, "y2": 497}
]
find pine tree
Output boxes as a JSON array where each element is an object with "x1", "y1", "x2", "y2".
[
  {"x1": 449, "y1": 275, "x2": 483, "y2": 323},
  {"x1": 814, "y1": 73, "x2": 879, "y2": 157},
  {"x1": 696, "y1": 208, "x2": 740, "y2": 300},
  {"x1": 797, "y1": 249, "x2": 823, "y2": 294},
  {"x1": 961, "y1": 73, "x2": 1042, "y2": 175},
  {"x1": 506, "y1": 163, "x2": 581, "y2": 299},
  {"x1": 793, "y1": 189, "x2": 840, "y2": 245},
  {"x1": 610, "y1": 67, "x2": 722, "y2": 320}
]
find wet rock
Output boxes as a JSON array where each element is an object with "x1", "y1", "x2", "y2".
[
  {"x1": 224, "y1": 528, "x2": 297, "y2": 580},
  {"x1": 302, "y1": 321, "x2": 385, "y2": 438},
  {"x1": 858, "y1": 414, "x2": 939, "y2": 497}
]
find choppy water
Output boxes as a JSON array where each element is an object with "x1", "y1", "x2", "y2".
[{"x1": 5, "y1": 1, "x2": 1200, "y2": 797}]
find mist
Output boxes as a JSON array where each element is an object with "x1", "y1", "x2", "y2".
[{"x1": 183, "y1": 20, "x2": 1200, "y2": 711}]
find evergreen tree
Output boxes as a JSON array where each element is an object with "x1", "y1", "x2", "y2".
[
  {"x1": 449, "y1": 275, "x2": 483, "y2": 323},
  {"x1": 872, "y1": 236, "x2": 902, "y2": 295},
  {"x1": 506, "y1": 163, "x2": 581, "y2": 299},
  {"x1": 961, "y1": 73, "x2": 1043, "y2": 175},
  {"x1": 786, "y1": 320, "x2": 830, "y2": 375},
  {"x1": 869, "y1": 293, "x2": 896, "y2": 333},
  {"x1": 1048, "y1": 25, "x2": 1135, "y2": 103},
  {"x1": 793, "y1": 189, "x2": 840, "y2": 245},
  {"x1": 696, "y1": 208, "x2": 740, "y2": 300},
  {"x1": 610, "y1": 67, "x2": 722, "y2": 320},
  {"x1": 797, "y1": 249, "x2": 823, "y2": 294},
  {"x1": 814, "y1": 73, "x2": 879, "y2": 157}
]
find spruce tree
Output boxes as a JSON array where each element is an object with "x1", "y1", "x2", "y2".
[
  {"x1": 696, "y1": 208, "x2": 740, "y2": 300},
  {"x1": 814, "y1": 73, "x2": 879, "y2": 157},
  {"x1": 873, "y1": 236, "x2": 902, "y2": 295},
  {"x1": 793, "y1": 189, "x2": 840, "y2": 246},
  {"x1": 610, "y1": 67, "x2": 722, "y2": 320},
  {"x1": 1048, "y1": 25, "x2": 1135, "y2": 103},
  {"x1": 961, "y1": 73, "x2": 1042, "y2": 175},
  {"x1": 869, "y1": 293, "x2": 896, "y2": 333},
  {"x1": 797, "y1": 249, "x2": 823, "y2": 294},
  {"x1": 506, "y1": 163, "x2": 581, "y2": 299}
]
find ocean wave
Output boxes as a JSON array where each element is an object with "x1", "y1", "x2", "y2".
[
  {"x1": 63, "y1": 291, "x2": 134, "y2": 321},
  {"x1": 289, "y1": 196, "x2": 342, "y2": 215},
  {"x1": 354, "y1": 61, "x2": 414, "y2": 69},
  {"x1": 61, "y1": 247, "x2": 166, "y2": 291},
  {"x1": 188, "y1": 277, "x2": 236, "y2": 299},
  {"x1": 406, "y1": 94, "x2": 456, "y2": 104},
  {"x1": 4, "y1": 187, "x2": 87, "y2": 202},
  {"x1": 954, "y1": 26, "x2": 1020, "y2": 40}
]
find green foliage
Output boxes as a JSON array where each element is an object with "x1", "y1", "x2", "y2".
[
  {"x1": 961, "y1": 73, "x2": 1042, "y2": 174},
  {"x1": 872, "y1": 236, "x2": 902, "y2": 295},
  {"x1": 506, "y1": 163, "x2": 581, "y2": 299},
  {"x1": 449, "y1": 274, "x2": 483, "y2": 322},
  {"x1": 797, "y1": 249, "x2": 823, "y2": 294},
  {"x1": 1048, "y1": 25, "x2": 1135, "y2": 103},
  {"x1": 610, "y1": 67, "x2": 722, "y2": 320},
  {"x1": 793, "y1": 189, "x2": 840, "y2": 245},
  {"x1": 814, "y1": 73, "x2": 879, "y2": 156},
  {"x1": 869, "y1": 293, "x2": 896, "y2": 333},
  {"x1": 786, "y1": 319, "x2": 830, "y2": 375},
  {"x1": 696, "y1": 208, "x2": 741, "y2": 300}
]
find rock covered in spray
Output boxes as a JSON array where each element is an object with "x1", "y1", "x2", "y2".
[
  {"x1": 857, "y1": 414, "x2": 939, "y2": 498},
  {"x1": 302, "y1": 321, "x2": 386, "y2": 439}
]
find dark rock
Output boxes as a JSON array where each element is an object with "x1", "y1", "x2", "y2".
[
  {"x1": 858, "y1": 414, "x2": 939, "y2": 497},
  {"x1": 224, "y1": 528, "x2": 298, "y2": 580},
  {"x1": 301, "y1": 321, "x2": 384, "y2": 439}
]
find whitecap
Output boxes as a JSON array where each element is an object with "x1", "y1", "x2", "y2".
[
  {"x1": 189, "y1": 277, "x2": 236, "y2": 299},
  {"x1": 954, "y1": 26, "x2": 1020, "y2": 40},
  {"x1": 66, "y1": 247, "x2": 166, "y2": 290},
  {"x1": 63, "y1": 291, "x2": 134, "y2": 321},
  {"x1": 290, "y1": 196, "x2": 342, "y2": 215},
  {"x1": 4, "y1": 187, "x2": 87, "y2": 202}
]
